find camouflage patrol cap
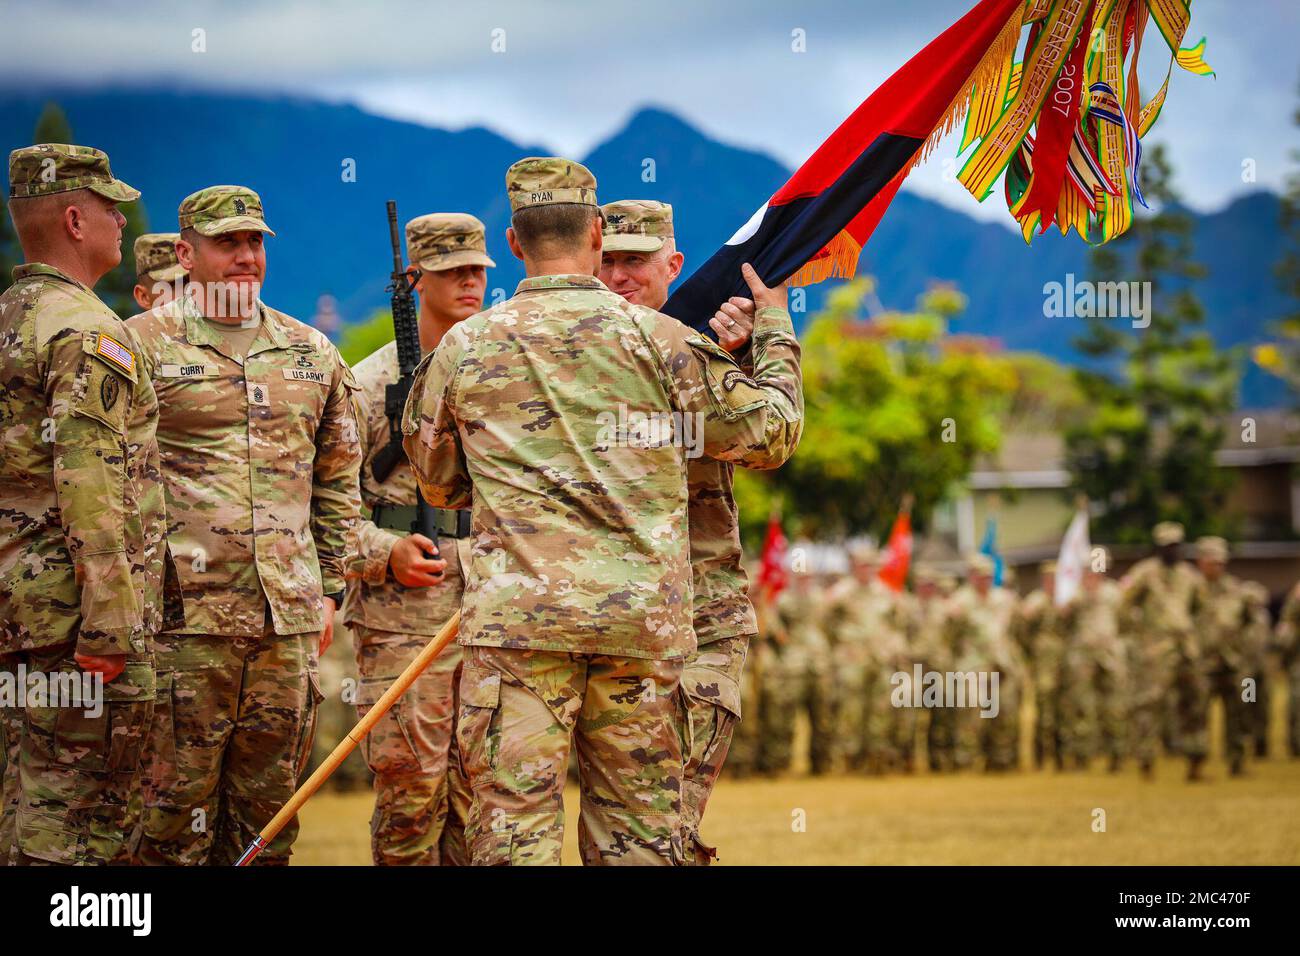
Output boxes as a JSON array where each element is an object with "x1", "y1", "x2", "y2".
[
  {"x1": 178, "y1": 185, "x2": 275, "y2": 237},
  {"x1": 967, "y1": 553, "x2": 995, "y2": 576},
  {"x1": 506, "y1": 157, "x2": 597, "y2": 212},
  {"x1": 8, "y1": 144, "x2": 139, "y2": 202},
  {"x1": 406, "y1": 213, "x2": 496, "y2": 272},
  {"x1": 1039, "y1": 559, "x2": 1058, "y2": 575},
  {"x1": 847, "y1": 541, "x2": 879, "y2": 564},
  {"x1": 1195, "y1": 535, "x2": 1229, "y2": 562},
  {"x1": 601, "y1": 199, "x2": 674, "y2": 253},
  {"x1": 133, "y1": 232, "x2": 186, "y2": 282},
  {"x1": 1153, "y1": 521, "x2": 1185, "y2": 546}
]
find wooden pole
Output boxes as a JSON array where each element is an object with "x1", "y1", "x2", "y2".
[{"x1": 234, "y1": 610, "x2": 461, "y2": 866}]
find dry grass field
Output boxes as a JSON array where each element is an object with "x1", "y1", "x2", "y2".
[{"x1": 293, "y1": 699, "x2": 1300, "y2": 866}]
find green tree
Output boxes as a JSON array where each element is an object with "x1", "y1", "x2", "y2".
[
  {"x1": 0, "y1": 204, "x2": 17, "y2": 292},
  {"x1": 734, "y1": 278, "x2": 1021, "y2": 545},
  {"x1": 1064, "y1": 144, "x2": 1238, "y2": 543},
  {"x1": 337, "y1": 309, "x2": 395, "y2": 366},
  {"x1": 1255, "y1": 78, "x2": 1300, "y2": 397},
  {"x1": 33, "y1": 102, "x2": 73, "y2": 145}
]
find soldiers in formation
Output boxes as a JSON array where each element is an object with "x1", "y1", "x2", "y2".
[
  {"x1": 733, "y1": 523, "x2": 1288, "y2": 783},
  {"x1": 1, "y1": 142, "x2": 1296, "y2": 869}
]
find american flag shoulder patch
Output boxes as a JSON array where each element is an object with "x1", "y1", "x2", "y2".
[{"x1": 95, "y1": 332, "x2": 136, "y2": 375}]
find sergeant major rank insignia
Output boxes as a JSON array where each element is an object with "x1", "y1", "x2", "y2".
[
  {"x1": 234, "y1": 198, "x2": 247, "y2": 215},
  {"x1": 247, "y1": 382, "x2": 270, "y2": 406}
]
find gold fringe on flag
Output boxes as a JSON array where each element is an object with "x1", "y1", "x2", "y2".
[
  {"x1": 914, "y1": 8, "x2": 1024, "y2": 169},
  {"x1": 787, "y1": 230, "x2": 864, "y2": 287}
]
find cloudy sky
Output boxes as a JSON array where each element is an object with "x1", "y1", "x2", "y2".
[{"x1": 2, "y1": 0, "x2": 1296, "y2": 224}]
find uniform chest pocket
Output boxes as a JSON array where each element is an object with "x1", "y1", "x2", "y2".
[{"x1": 267, "y1": 357, "x2": 331, "y2": 422}]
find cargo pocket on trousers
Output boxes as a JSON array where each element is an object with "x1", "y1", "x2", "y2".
[
  {"x1": 53, "y1": 660, "x2": 156, "y2": 774},
  {"x1": 15, "y1": 805, "x2": 83, "y2": 864},
  {"x1": 681, "y1": 666, "x2": 742, "y2": 768},
  {"x1": 470, "y1": 824, "x2": 513, "y2": 866},
  {"x1": 357, "y1": 675, "x2": 422, "y2": 776},
  {"x1": 295, "y1": 667, "x2": 326, "y2": 780},
  {"x1": 144, "y1": 670, "x2": 178, "y2": 806},
  {"x1": 456, "y1": 666, "x2": 501, "y2": 786}
]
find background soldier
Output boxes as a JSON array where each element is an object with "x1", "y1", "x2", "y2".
[
  {"x1": 945, "y1": 554, "x2": 1021, "y2": 772},
  {"x1": 345, "y1": 212, "x2": 493, "y2": 865},
  {"x1": 598, "y1": 198, "x2": 801, "y2": 862},
  {"x1": 0, "y1": 144, "x2": 173, "y2": 865},
  {"x1": 131, "y1": 232, "x2": 186, "y2": 311},
  {"x1": 1275, "y1": 583, "x2": 1300, "y2": 758},
  {"x1": 1058, "y1": 553, "x2": 1128, "y2": 771},
  {"x1": 1119, "y1": 522, "x2": 1208, "y2": 780},
  {"x1": 1193, "y1": 536, "x2": 1262, "y2": 776},
  {"x1": 126, "y1": 186, "x2": 362, "y2": 864},
  {"x1": 1014, "y1": 561, "x2": 1065, "y2": 769},
  {"x1": 823, "y1": 545, "x2": 898, "y2": 772},
  {"x1": 403, "y1": 157, "x2": 800, "y2": 865},
  {"x1": 910, "y1": 566, "x2": 955, "y2": 771},
  {"x1": 761, "y1": 566, "x2": 834, "y2": 777}
]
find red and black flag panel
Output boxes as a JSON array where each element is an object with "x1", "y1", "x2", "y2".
[
  {"x1": 664, "y1": 0, "x2": 1025, "y2": 330},
  {"x1": 664, "y1": 0, "x2": 1213, "y2": 334}
]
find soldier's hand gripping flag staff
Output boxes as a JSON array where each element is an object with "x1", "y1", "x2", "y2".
[
  {"x1": 664, "y1": 0, "x2": 1212, "y2": 336},
  {"x1": 234, "y1": 610, "x2": 460, "y2": 866}
]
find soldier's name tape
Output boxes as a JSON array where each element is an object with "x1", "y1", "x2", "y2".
[{"x1": 160, "y1": 363, "x2": 219, "y2": 378}]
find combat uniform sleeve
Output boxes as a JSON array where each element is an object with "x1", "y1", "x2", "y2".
[
  {"x1": 402, "y1": 327, "x2": 472, "y2": 509},
  {"x1": 657, "y1": 306, "x2": 803, "y2": 469},
  {"x1": 313, "y1": 350, "x2": 364, "y2": 597},
  {"x1": 45, "y1": 324, "x2": 144, "y2": 656},
  {"x1": 346, "y1": 381, "x2": 404, "y2": 586}
]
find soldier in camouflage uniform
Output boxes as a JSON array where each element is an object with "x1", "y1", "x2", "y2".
[
  {"x1": 125, "y1": 186, "x2": 362, "y2": 864},
  {"x1": 1013, "y1": 561, "x2": 1065, "y2": 769},
  {"x1": 345, "y1": 213, "x2": 494, "y2": 865},
  {"x1": 944, "y1": 555, "x2": 1022, "y2": 771},
  {"x1": 131, "y1": 233, "x2": 186, "y2": 311},
  {"x1": 1275, "y1": 583, "x2": 1300, "y2": 758},
  {"x1": 403, "y1": 157, "x2": 802, "y2": 866},
  {"x1": 1056, "y1": 553, "x2": 1128, "y2": 770},
  {"x1": 758, "y1": 567, "x2": 834, "y2": 776},
  {"x1": 823, "y1": 545, "x2": 905, "y2": 772},
  {"x1": 909, "y1": 566, "x2": 955, "y2": 770},
  {"x1": 1118, "y1": 522, "x2": 1208, "y2": 780},
  {"x1": 0, "y1": 145, "x2": 177, "y2": 865},
  {"x1": 1192, "y1": 537, "x2": 1266, "y2": 776},
  {"x1": 598, "y1": 198, "x2": 802, "y2": 862}
]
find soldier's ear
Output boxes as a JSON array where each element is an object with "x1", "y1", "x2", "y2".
[
  {"x1": 505, "y1": 227, "x2": 524, "y2": 263},
  {"x1": 175, "y1": 237, "x2": 196, "y2": 271},
  {"x1": 133, "y1": 283, "x2": 152, "y2": 311},
  {"x1": 667, "y1": 249, "x2": 685, "y2": 283},
  {"x1": 63, "y1": 201, "x2": 86, "y2": 242}
]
